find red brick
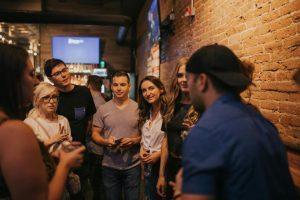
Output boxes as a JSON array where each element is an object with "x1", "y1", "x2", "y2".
[
  {"x1": 249, "y1": 54, "x2": 271, "y2": 63},
  {"x1": 271, "y1": 0, "x2": 289, "y2": 10},
  {"x1": 280, "y1": 58, "x2": 300, "y2": 70},
  {"x1": 261, "y1": 109, "x2": 280, "y2": 123},
  {"x1": 283, "y1": 35, "x2": 300, "y2": 51},
  {"x1": 279, "y1": 102, "x2": 300, "y2": 115},
  {"x1": 260, "y1": 100, "x2": 279, "y2": 111},
  {"x1": 245, "y1": 46, "x2": 264, "y2": 55},
  {"x1": 253, "y1": 4, "x2": 271, "y2": 18},
  {"x1": 292, "y1": 11, "x2": 300, "y2": 23},
  {"x1": 290, "y1": 93, "x2": 300, "y2": 102},
  {"x1": 270, "y1": 16, "x2": 293, "y2": 31},
  {"x1": 264, "y1": 41, "x2": 283, "y2": 53},
  {"x1": 251, "y1": 91, "x2": 290, "y2": 101},
  {"x1": 276, "y1": 70, "x2": 298, "y2": 81},
  {"x1": 280, "y1": 114, "x2": 300, "y2": 127},
  {"x1": 274, "y1": 25, "x2": 297, "y2": 40},
  {"x1": 254, "y1": 33, "x2": 276, "y2": 44},
  {"x1": 260, "y1": 81, "x2": 299, "y2": 92},
  {"x1": 289, "y1": 128, "x2": 300, "y2": 139}
]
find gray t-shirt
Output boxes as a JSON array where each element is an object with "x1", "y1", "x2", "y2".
[
  {"x1": 87, "y1": 92, "x2": 107, "y2": 155},
  {"x1": 93, "y1": 99, "x2": 140, "y2": 170}
]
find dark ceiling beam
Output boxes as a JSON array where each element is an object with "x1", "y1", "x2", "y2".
[{"x1": 0, "y1": 11, "x2": 132, "y2": 27}]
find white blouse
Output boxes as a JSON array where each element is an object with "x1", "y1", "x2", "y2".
[
  {"x1": 24, "y1": 115, "x2": 72, "y2": 153},
  {"x1": 141, "y1": 112, "x2": 165, "y2": 153}
]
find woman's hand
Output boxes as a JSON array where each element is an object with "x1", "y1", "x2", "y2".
[
  {"x1": 140, "y1": 147, "x2": 149, "y2": 162},
  {"x1": 156, "y1": 176, "x2": 166, "y2": 197},
  {"x1": 58, "y1": 145, "x2": 85, "y2": 169},
  {"x1": 143, "y1": 151, "x2": 161, "y2": 164},
  {"x1": 49, "y1": 125, "x2": 69, "y2": 144},
  {"x1": 169, "y1": 168, "x2": 183, "y2": 200}
]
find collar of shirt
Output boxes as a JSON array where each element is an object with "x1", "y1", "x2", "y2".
[{"x1": 144, "y1": 111, "x2": 162, "y2": 130}]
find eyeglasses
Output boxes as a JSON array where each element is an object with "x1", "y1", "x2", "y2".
[
  {"x1": 41, "y1": 95, "x2": 58, "y2": 103},
  {"x1": 51, "y1": 67, "x2": 69, "y2": 78}
]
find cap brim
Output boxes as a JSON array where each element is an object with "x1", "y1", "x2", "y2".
[{"x1": 210, "y1": 71, "x2": 251, "y2": 87}]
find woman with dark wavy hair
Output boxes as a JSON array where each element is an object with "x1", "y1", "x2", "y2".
[
  {"x1": 156, "y1": 58, "x2": 202, "y2": 199},
  {"x1": 138, "y1": 76, "x2": 169, "y2": 200}
]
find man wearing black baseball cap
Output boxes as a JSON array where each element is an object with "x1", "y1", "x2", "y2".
[{"x1": 177, "y1": 44, "x2": 296, "y2": 200}]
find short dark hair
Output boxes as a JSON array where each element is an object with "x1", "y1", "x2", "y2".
[
  {"x1": 0, "y1": 44, "x2": 29, "y2": 119},
  {"x1": 87, "y1": 75, "x2": 103, "y2": 91},
  {"x1": 44, "y1": 58, "x2": 66, "y2": 77},
  {"x1": 111, "y1": 71, "x2": 130, "y2": 83}
]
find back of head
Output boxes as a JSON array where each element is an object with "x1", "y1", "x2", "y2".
[
  {"x1": 186, "y1": 44, "x2": 251, "y2": 94},
  {"x1": 0, "y1": 43, "x2": 29, "y2": 119},
  {"x1": 87, "y1": 75, "x2": 103, "y2": 91},
  {"x1": 44, "y1": 58, "x2": 66, "y2": 77}
]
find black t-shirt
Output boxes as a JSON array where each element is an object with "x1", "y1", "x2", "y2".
[
  {"x1": 163, "y1": 103, "x2": 191, "y2": 158},
  {"x1": 57, "y1": 85, "x2": 96, "y2": 144}
]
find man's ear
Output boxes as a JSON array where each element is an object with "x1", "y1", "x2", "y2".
[{"x1": 195, "y1": 73, "x2": 208, "y2": 92}]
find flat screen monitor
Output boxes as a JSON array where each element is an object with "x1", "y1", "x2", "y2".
[
  {"x1": 52, "y1": 36, "x2": 100, "y2": 64},
  {"x1": 146, "y1": 0, "x2": 160, "y2": 77}
]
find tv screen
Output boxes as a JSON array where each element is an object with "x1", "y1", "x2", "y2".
[
  {"x1": 52, "y1": 36, "x2": 100, "y2": 64},
  {"x1": 146, "y1": 0, "x2": 160, "y2": 77}
]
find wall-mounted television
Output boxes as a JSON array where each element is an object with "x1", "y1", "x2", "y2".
[
  {"x1": 146, "y1": 0, "x2": 160, "y2": 77},
  {"x1": 52, "y1": 36, "x2": 100, "y2": 64}
]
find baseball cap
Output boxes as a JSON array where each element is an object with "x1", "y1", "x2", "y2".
[{"x1": 186, "y1": 44, "x2": 251, "y2": 88}]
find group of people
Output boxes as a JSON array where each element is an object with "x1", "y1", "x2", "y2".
[{"x1": 0, "y1": 42, "x2": 297, "y2": 200}]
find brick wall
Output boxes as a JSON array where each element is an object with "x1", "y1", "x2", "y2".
[
  {"x1": 40, "y1": 24, "x2": 131, "y2": 71},
  {"x1": 137, "y1": 0, "x2": 300, "y2": 143},
  {"x1": 137, "y1": 0, "x2": 300, "y2": 187}
]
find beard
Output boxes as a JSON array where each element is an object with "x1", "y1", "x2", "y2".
[{"x1": 190, "y1": 91, "x2": 206, "y2": 113}]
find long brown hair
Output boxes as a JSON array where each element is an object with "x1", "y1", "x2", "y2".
[
  {"x1": 164, "y1": 57, "x2": 189, "y2": 123},
  {"x1": 138, "y1": 76, "x2": 169, "y2": 130}
]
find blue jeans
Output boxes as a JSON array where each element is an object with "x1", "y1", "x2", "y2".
[
  {"x1": 144, "y1": 162, "x2": 161, "y2": 200},
  {"x1": 102, "y1": 165, "x2": 141, "y2": 200}
]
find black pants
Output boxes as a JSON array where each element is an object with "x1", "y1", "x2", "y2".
[
  {"x1": 70, "y1": 152, "x2": 90, "y2": 200},
  {"x1": 89, "y1": 153, "x2": 106, "y2": 200},
  {"x1": 166, "y1": 156, "x2": 181, "y2": 200}
]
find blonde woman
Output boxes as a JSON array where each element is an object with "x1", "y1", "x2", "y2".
[
  {"x1": 25, "y1": 82, "x2": 85, "y2": 199},
  {"x1": 24, "y1": 82, "x2": 72, "y2": 153}
]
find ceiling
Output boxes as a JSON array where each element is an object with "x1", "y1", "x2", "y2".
[{"x1": 0, "y1": 0, "x2": 146, "y2": 48}]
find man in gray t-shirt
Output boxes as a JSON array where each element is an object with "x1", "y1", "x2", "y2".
[{"x1": 92, "y1": 71, "x2": 141, "y2": 200}]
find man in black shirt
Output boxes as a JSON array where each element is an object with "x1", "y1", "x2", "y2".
[{"x1": 44, "y1": 58, "x2": 96, "y2": 199}]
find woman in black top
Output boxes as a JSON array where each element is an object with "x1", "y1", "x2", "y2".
[
  {"x1": 157, "y1": 57, "x2": 201, "y2": 199},
  {"x1": 0, "y1": 43, "x2": 48, "y2": 199},
  {"x1": 0, "y1": 44, "x2": 85, "y2": 200}
]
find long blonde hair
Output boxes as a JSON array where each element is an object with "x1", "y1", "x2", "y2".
[
  {"x1": 28, "y1": 82, "x2": 58, "y2": 119},
  {"x1": 164, "y1": 57, "x2": 189, "y2": 123}
]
